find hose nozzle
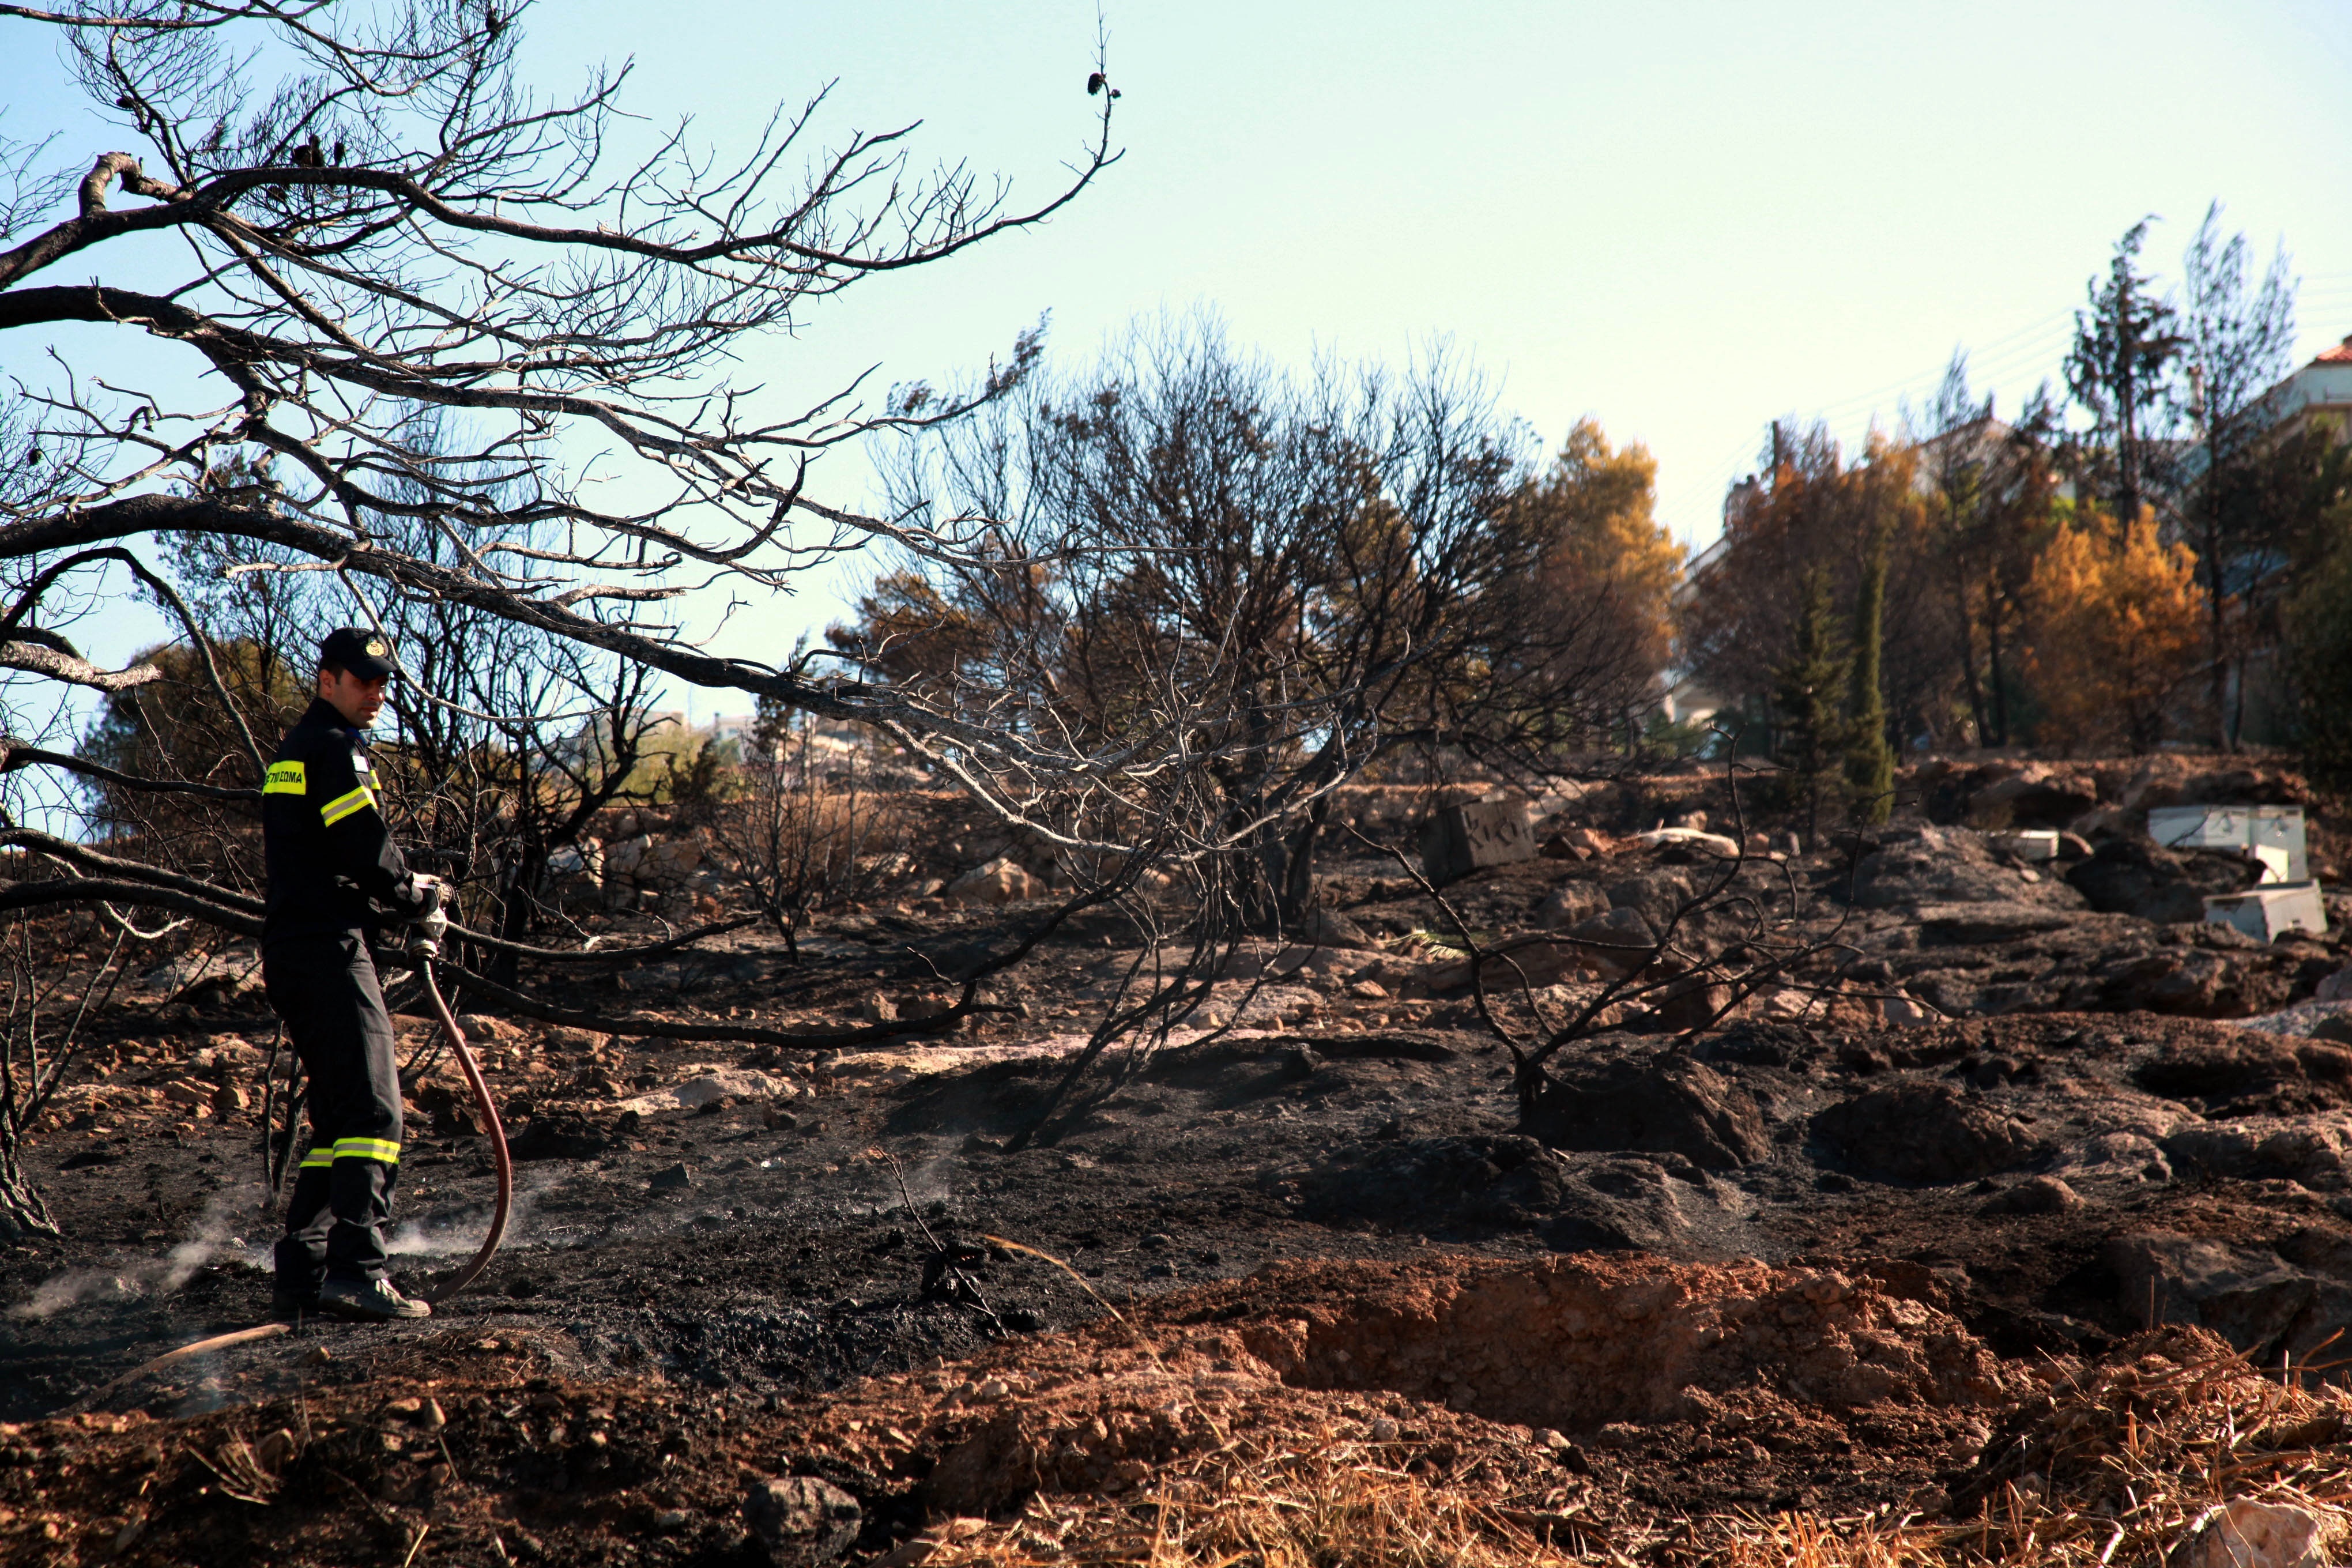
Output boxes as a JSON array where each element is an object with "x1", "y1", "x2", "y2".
[{"x1": 406, "y1": 875, "x2": 448, "y2": 959}]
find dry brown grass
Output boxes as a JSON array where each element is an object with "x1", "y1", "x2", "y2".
[
  {"x1": 881, "y1": 1328, "x2": 2352, "y2": 1568},
  {"x1": 1711, "y1": 1326, "x2": 2352, "y2": 1568},
  {"x1": 904, "y1": 1431, "x2": 1604, "y2": 1566}
]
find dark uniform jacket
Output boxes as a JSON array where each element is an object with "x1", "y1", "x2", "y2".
[{"x1": 262, "y1": 697, "x2": 426, "y2": 943}]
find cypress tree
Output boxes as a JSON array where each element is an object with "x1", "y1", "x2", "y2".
[
  {"x1": 1845, "y1": 522, "x2": 1894, "y2": 823},
  {"x1": 1772, "y1": 567, "x2": 1851, "y2": 849}
]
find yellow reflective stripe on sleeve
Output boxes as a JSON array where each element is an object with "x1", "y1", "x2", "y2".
[
  {"x1": 319, "y1": 784, "x2": 376, "y2": 826},
  {"x1": 331, "y1": 1137, "x2": 401, "y2": 1164},
  {"x1": 263, "y1": 761, "x2": 307, "y2": 794},
  {"x1": 299, "y1": 1149, "x2": 334, "y2": 1169}
]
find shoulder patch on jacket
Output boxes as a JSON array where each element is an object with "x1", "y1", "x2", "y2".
[{"x1": 264, "y1": 761, "x2": 307, "y2": 795}]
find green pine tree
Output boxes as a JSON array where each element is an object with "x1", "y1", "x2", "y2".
[
  {"x1": 1845, "y1": 522, "x2": 1894, "y2": 824},
  {"x1": 1773, "y1": 567, "x2": 1851, "y2": 849}
]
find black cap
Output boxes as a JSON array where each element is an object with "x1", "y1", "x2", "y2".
[{"x1": 318, "y1": 627, "x2": 397, "y2": 681}]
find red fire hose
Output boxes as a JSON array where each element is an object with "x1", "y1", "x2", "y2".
[
  {"x1": 417, "y1": 952, "x2": 512, "y2": 1303},
  {"x1": 68, "y1": 938, "x2": 512, "y2": 1413}
]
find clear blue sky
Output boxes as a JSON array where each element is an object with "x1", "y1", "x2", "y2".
[{"x1": 9, "y1": 0, "x2": 2352, "y2": 705}]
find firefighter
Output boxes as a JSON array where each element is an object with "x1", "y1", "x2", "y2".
[{"x1": 263, "y1": 627, "x2": 443, "y2": 1322}]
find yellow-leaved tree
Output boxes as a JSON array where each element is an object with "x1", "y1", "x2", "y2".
[
  {"x1": 1510, "y1": 418, "x2": 1684, "y2": 680},
  {"x1": 2024, "y1": 505, "x2": 2205, "y2": 753}
]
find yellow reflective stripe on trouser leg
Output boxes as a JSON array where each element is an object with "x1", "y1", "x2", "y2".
[
  {"x1": 263, "y1": 760, "x2": 307, "y2": 794},
  {"x1": 319, "y1": 785, "x2": 376, "y2": 826},
  {"x1": 299, "y1": 1148, "x2": 334, "y2": 1169},
  {"x1": 331, "y1": 1137, "x2": 401, "y2": 1164}
]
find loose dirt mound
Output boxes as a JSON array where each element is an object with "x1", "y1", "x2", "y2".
[
  {"x1": 810, "y1": 1253, "x2": 2015, "y2": 1517},
  {"x1": 0, "y1": 1254, "x2": 2014, "y2": 1565}
]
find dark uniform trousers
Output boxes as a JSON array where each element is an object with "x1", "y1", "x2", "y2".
[{"x1": 268, "y1": 932, "x2": 404, "y2": 1288}]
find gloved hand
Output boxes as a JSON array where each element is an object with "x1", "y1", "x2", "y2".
[{"x1": 405, "y1": 874, "x2": 449, "y2": 957}]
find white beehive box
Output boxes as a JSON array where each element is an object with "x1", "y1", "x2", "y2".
[
  {"x1": 2149, "y1": 804, "x2": 2307, "y2": 883},
  {"x1": 1988, "y1": 829, "x2": 2060, "y2": 862},
  {"x1": 2203, "y1": 880, "x2": 2329, "y2": 943}
]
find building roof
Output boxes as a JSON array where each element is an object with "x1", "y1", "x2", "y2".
[{"x1": 2317, "y1": 333, "x2": 2352, "y2": 364}]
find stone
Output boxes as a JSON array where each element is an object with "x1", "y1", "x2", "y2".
[
  {"x1": 2066, "y1": 834, "x2": 2258, "y2": 924},
  {"x1": 507, "y1": 1112, "x2": 613, "y2": 1163},
  {"x1": 1293, "y1": 1136, "x2": 1750, "y2": 1253},
  {"x1": 2135, "y1": 1037, "x2": 2352, "y2": 1118},
  {"x1": 1629, "y1": 827, "x2": 1741, "y2": 857},
  {"x1": 1523, "y1": 1050, "x2": 1769, "y2": 1170},
  {"x1": 859, "y1": 992, "x2": 898, "y2": 1026},
  {"x1": 1853, "y1": 826, "x2": 2080, "y2": 910},
  {"x1": 743, "y1": 1475, "x2": 863, "y2": 1566},
  {"x1": 1811, "y1": 1080, "x2": 2046, "y2": 1185},
  {"x1": 2186, "y1": 1500, "x2": 2337, "y2": 1568},
  {"x1": 1420, "y1": 797, "x2": 1536, "y2": 883},
  {"x1": 1605, "y1": 869, "x2": 1697, "y2": 935},
  {"x1": 2160, "y1": 1116, "x2": 2352, "y2": 1186},
  {"x1": 1878, "y1": 993, "x2": 1939, "y2": 1026},
  {"x1": 1977, "y1": 1175, "x2": 2081, "y2": 1215},
  {"x1": 1537, "y1": 880, "x2": 1610, "y2": 930},
  {"x1": 647, "y1": 1162, "x2": 694, "y2": 1192},
  {"x1": 1912, "y1": 902, "x2": 2079, "y2": 944},
  {"x1": 1298, "y1": 906, "x2": 1369, "y2": 946},
  {"x1": 2104, "y1": 1231, "x2": 2352, "y2": 1367},
  {"x1": 948, "y1": 857, "x2": 1039, "y2": 904},
  {"x1": 1969, "y1": 767, "x2": 2098, "y2": 828},
  {"x1": 1416, "y1": 935, "x2": 1585, "y2": 993},
  {"x1": 1627, "y1": 975, "x2": 1733, "y2": 1035},
  {"x1": 1557, "y1": 906, "x2": 1657, "y2": 980}
]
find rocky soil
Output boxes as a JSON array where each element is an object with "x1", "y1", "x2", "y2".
[{"x1": 7, "y1": 755, "x2": 2352, "y2": 1565}]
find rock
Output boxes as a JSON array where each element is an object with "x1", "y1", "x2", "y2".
[
  {"x1": 2160, "y1": 1116, "x2": 2352, "y2": 1186},
  {"x1": 1912, "y1": 902, "x2": 2080, "y2": 944},
  {"x1": 1626, "y1": 975, "x2": 1733, "y2": 1035},
  {"x1": 1561, "y1": 906, "x2": 1657, "y2": 978},
  {"x1": 1524, "y1": 1050, "x2": 1769, "y2": 1169},
  {"x1": 860, "y1": 992, "x2": 899, "y2": 1026},
  {"x1": 1977, "y1": 1175, "x2": 2081, "y2": 1215},
  {"x1": 1545, "y1": 826, "x2": 1613, "y2": 858},
  {"x1": 1420, "y1": 797, "x2": 1536, "y2": 884},
  {"x1": 2187, "y1": 1500, "x2": 2339, "y2": 1568},
  {"x1": 1811, "y1": 1080, "x2": 2046, "y2": 1185},
  {"x1": 507, "y1": 1112, "x2": 613, "y2": 1163},
  {"x1": 638, "y1": 836, "x2": 704, "y2": 886},
  {"x1": 1969, "y1": 766, "x2": 2098, "y2": 828},
  {"x1": 2136, "y1": 1036, "x2": 2352, "y2": 1118},
  {"x1": 2057, "y1": 1131, "x2": 2172, "y2": 1182},
  {"x1": 1605, "y1": 869, "x2": 1697, "y2": 934},
  {"x1": 1536, "y1": 881, "x2": 1609, "y2": 930},
  {"x1": 2105, "y1": 1230, "x2": 2352, "y2": 1367},
  {"x1": 743, "y1": 1475, "x2": 863, "y2": 1565},
  {"x1": 1853, "y1": 826, "x2": 2080, "y2": 910},
  {"x1": 1294, "y1": 1136, "x2": 1750, "y2": 1253},
  {"x1": 1298, "y1": 906, "x2": 1369, "y2": 946},
  {"x1": 1629, "y1": 827, "x2": 1740, "y2": 857},
  {"x1": 617, "y1": 1068, "x2": 792, "y2": 1117},
  {"x1": 601, "y1": 832, "x2": 654, "y2": 881},
  {"x1": 2065, "y1": 834, "x2": 2259, "y2": 923},
  {"x1": 647, "y1": 1162, "x2": 694, "y2": 1192},
  {"x1": 1879, "y1": 993, "x2": 1940, "y2": 1026},
  {"x1": 948, "y1": 857, "x2": 1039, "y2": 904},
  {"x1": 1417, "y1": 934, "x2": 1584, "y2": 992}
]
